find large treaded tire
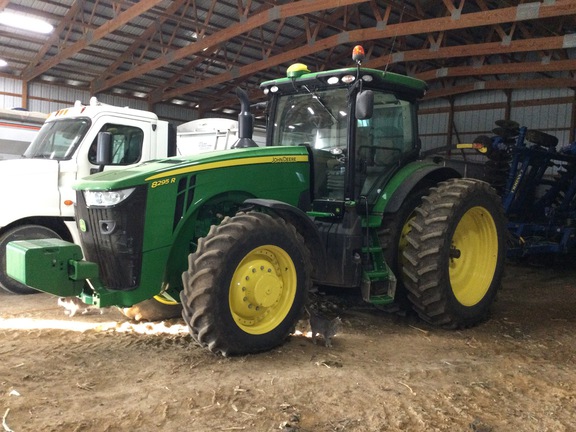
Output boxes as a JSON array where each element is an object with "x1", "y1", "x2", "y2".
[
  {"x1": 180, "y1": 211, "x2": 311, "y2": 356},
  {"x1": 378, "y1": 188, "x2": 429, "y2": 310},
  {"x1": 402, "y1": 178, "x2": 506, "y2": 328},
  {"x1": 0, "y1": 225, "x2": 62, "y2": 294}
]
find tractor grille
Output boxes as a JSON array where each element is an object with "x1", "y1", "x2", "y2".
[{"x1": 76, "y1": 186, "x2": 147, "y2": 290}]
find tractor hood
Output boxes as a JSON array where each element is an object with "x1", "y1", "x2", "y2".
[
  {"x1": 0, "y1": 158, "x2": 61, "y2": 227},
  {"x1": 74, "y1": 146, "x2": 310, "y2": 191}
]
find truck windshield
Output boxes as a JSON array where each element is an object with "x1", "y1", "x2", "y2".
[{"x1": 24, "y1": 118, "x2": 91, "y2": 160}]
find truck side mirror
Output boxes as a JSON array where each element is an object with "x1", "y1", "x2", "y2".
[
  {"x1": 356, "y1": 90, "x2": 374, "y2": 120},
  {"x1": 96, "y1": 131, "x2": 112, "y2": 171}
]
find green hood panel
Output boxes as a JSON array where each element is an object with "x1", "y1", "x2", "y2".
[{"x1": 74, "y1": 146, "x2": 309, "y2": 191}]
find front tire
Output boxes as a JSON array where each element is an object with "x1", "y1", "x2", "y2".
[
  {"x1": 181, "y1": 212, "x2": 311, "y2": 356},
  {"x1": 402, "y1": 178, "x2": 506, "y2": 328},
  {"x1": 0, "y1": 225, "x2": 62, "y2": 294}
]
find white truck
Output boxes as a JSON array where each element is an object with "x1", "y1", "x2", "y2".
[
  {"x1": 0, "y1": 97, "x2": 261, "y2": 294},
  {"x1": 0, "y1": 108, "x2": 47, "y2": 160}
]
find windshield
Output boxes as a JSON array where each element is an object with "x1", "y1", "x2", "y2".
[
  {"x1": 272, "y1": 87, "x2": 348, "y2": 151},
  {"x1": 272, "y1": 88, "x2": 349, "y2": 200},
  {"x1": 271, "y1": 87, "x2": 418, "y2": 203},
  {"x1": 24, "y1": 118, "x2": 91, "y2": 160}
]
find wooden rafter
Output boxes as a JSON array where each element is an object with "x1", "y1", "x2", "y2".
[
  {"x1": 22, "y1": 0, "x2": 165, "y2": 81},
  {"x1": 156, "y1": 0, "x2": 576, "y2": 103},
  {"x1": 93, "y1": 0, "x2": 369, "y2": 93}
]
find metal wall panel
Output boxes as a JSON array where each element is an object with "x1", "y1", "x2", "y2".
[
  {"x1": 2, "y1": 77, "x2": 574, "y2": 142},
  {"x1": 0, "y1": 77, "x2": 23, "y2": 109},
  {"x1": 419, "y1": 88, "x2": 575, "y2": 160},
  {"x1": 24, "y1": 81, "x2": 197, "y2": 124}
]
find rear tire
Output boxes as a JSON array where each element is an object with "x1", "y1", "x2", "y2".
[
  {"x1": 0, "y1": 225, "x2": 62, "y2": 294},
  {"x1": 180, "y1": 211, "x2": 311, "y2": 356},
  {"x1": 378, "y1": 189, "x2": 428, "y2": 310},
  {"x1": 402, "y1": 178, "x2": 506, "y2": 328}
]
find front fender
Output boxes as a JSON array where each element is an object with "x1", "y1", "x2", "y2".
[{"x1": 243, "y1": 198, "x2": 327, "y2": 281}]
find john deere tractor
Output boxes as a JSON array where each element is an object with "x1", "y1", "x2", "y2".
[{"x1": 7, "y1": 46, "x2": 506, "y2": 356}]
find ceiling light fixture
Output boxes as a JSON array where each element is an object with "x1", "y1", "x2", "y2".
[
  {"x1": 0, "y1": 59, "x2": 7, "y2": 67},
  {"x1": 0, "y1": 11, "x2": 53, "y2": 34}
]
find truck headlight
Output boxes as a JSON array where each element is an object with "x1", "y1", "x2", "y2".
[{"x1": 83, "y1": 188, "x2": 135, "y2": 207}]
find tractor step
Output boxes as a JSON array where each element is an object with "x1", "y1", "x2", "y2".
[{"x1": 361, "y1": 273, "x2": 396, "y2": 305}]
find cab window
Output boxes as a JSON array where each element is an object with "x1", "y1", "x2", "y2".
[{"x1": 88, "y1": 123, "x2": 144, "y2": 165}]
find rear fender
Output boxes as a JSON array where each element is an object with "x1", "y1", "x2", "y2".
[
  {"x1": 371, "y1": 162, "x2": 461, "y2": 223},
  {"x1": 243, "y1": 198, "x2": 327, "y2": 281}
]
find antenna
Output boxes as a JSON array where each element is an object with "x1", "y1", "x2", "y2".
[{"x1": 384, "y1": 4, "x2": 406, "y2": 74}]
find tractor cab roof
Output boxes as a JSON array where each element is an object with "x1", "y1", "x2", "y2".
[{"x1": 260, "y1": 66, "x2": 427, "y2": 100}]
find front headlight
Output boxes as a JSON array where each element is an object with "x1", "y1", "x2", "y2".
[{"x1": 83, "y1": 188, "x2": 135, "y2": 207}]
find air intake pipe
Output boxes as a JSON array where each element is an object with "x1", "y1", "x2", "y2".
[{"x1": 231, "y1": 87, "x2": 258, "y2": 149}]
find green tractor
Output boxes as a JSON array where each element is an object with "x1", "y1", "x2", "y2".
[{"x1": 7, "y1": 46, "x2": 506, "y2": 356}]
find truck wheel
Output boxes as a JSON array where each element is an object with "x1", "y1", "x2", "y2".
[
  {"x1": 180, "y1": 212, "x2": 311, "y2": 356},
  {"x1": 120, "y1": 297, "x2": 183, "y2": 321},
  {"x1": 0, "y1": 225, "x2": 62, "y2": 295},
  {"x1": 402, "y1": 178, "x2": 506, "y2": 328}
]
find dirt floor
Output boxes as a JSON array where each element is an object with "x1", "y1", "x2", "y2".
[{"x1": 1, "y1": 262, "x2": 575, "y2": 432}]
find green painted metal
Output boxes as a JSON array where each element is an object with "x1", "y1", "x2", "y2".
[
  {"x1": 261, "y1": 67, "x2": 427, "y2": 94},
  {"x1": 25, "y1": 146, "x2": 312, "y2": 308},
  {"x1": 6, "y1": 239, "x2": 88, "y2": 297},
  {"x1": 5, "y1": 62, "x2": 451, "y2": 312},
  {"x1": 361, "y1": 228, "x2": 396, "y2": 305},
  {"x1": 363, "y1": 161, "x2": 443, "y2": 228},
  {"x1": 73, "y1": 146, "x2": 310, "y2": 191}
]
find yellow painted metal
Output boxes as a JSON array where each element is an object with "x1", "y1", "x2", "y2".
[
  {"x1": 449, "y1": 206, "x2": 498, "y2": 306},
  {"x1": 229, "y1": 245, "x2": 297, "y2": 335},
  {"x1": 153, "y1": 294, "x2": 179, "y2": 305}
]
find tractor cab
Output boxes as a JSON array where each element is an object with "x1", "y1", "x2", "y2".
[{"x1": 260, "y1": 48, "x2": 426, "y2": 215}]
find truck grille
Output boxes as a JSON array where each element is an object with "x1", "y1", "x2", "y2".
[{"x1": 76, "y1": 186, "x2": 147, "y2": 290}]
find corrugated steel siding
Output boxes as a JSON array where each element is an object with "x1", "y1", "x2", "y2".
[
  {"x1": 0, "y1": 78, "x2": 196, "y2": 124},
  {"x1": 0, "y1": 77, "x2": 23, "y2": 109},
  {"x1": 419, "y1": 89, "x2": 575, "y2": 155}
]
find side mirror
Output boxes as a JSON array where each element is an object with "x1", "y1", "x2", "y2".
[
  {"x1": 96, "y1": 131, "x2": 112, "y2": 171},
  {"x1": 356, "y1": 90, "x2": 374, "y2": 120}
]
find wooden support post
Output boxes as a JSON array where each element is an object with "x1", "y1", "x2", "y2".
[
  {"x1": 446, "y1": 97, "x2": 455, "y2": 157},
  {"x1": 21, "y1": 80, "x2": 29, "y2": 109}
]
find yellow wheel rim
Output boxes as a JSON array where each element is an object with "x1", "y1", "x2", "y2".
[
  {"x1": 449, "y1": 206, "x2": 498, "y2": 307},
  {"x1": 229, "y1": 245, "x2": 297, "y2": 335},
  {"x1": 153, "y1": 294, "x2": 179, "y2": 305},
  {"x1": 398, "y1": 211, "x2": 415, "y2": 267}
]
